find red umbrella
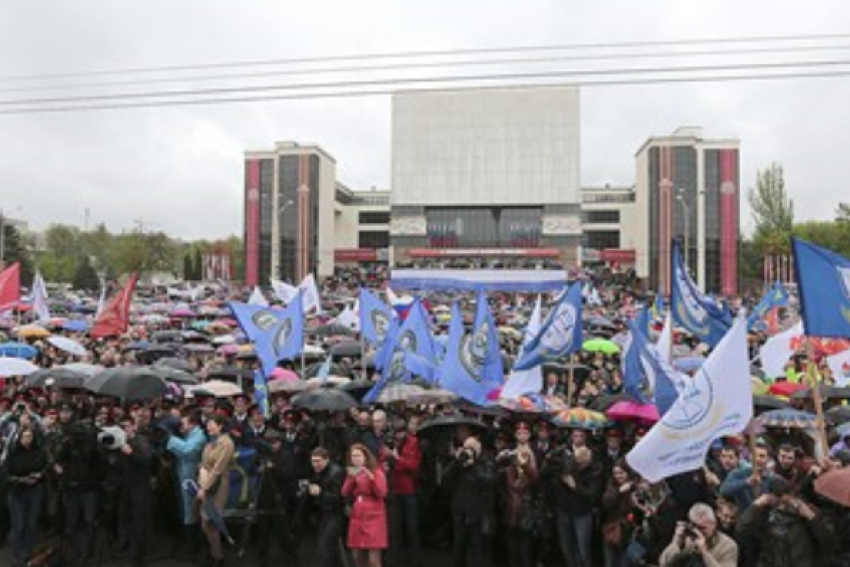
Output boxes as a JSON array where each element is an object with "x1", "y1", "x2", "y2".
[
  {"x1": 814, "y1": 468, "x2": 850, "y2": 508},
  {"x1": 270, "y1": 368, "x2": 299, "y2": 382},
  {"x1": 768, "y1": 381, "x2": 805, "y2": 398},
  {"x1": 606, "y1": 400, "x2": 660, "y2": 424}
]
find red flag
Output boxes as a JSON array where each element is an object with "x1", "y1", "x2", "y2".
[
  {"x1": 90, "y1": 272, "x2": 139, "y2": 339},
  {"x1": 0, "y1": 263, "x2": 21, "y2": 312}
]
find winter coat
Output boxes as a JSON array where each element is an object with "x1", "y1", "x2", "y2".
[
  {"x1": 5, "y1": 440, "x2": 47, "y2": 493},
  {"x1": 392, "y1": 434, "x2": 422, "y2": 496},
  {"x1": 737, "y1": 502, "x2": 837, "y2": 567},
  {"x1": 501, "y1": 451, "x2": 539, "y2": 530},
  {"x1": 342, "y1": 467, "x2": 388, "y2": 549}
]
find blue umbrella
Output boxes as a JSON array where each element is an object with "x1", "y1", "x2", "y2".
[
  {"x1": 62, "y1": 319, "x2": 91, "y2": 332},
  {"x1": 672, "y1": 356, "x2": 706, "y2": 373},
  {"x1": 837, "y1": 422, "x2": 850, "y2": 439},
  {"x1": 70, "y1": 304, "x2": 97, "y2": 314},
  {"x1": 0, "y1": 342, "x2": 38, "y2": 359},
  {"x1": 124, "y1": 340, "x2": 151, "y2": 352},
  {"x1": 182, "y1": 479, "x2": 234, "y2": 544}
]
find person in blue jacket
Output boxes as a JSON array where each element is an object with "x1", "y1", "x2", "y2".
[
  {"x1": 719, "y1": 442, "x2": 774, "y2": 512},
  {"x1": 166, "y1": 409, "x2": 207, "y2": 559}
]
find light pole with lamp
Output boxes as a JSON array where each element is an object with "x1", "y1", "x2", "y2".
[
  {"x1": 676, "y1": 189, "x2": 690, "y2": 271},
  {"x1": 277, "y1": 200, "x2": 294, "y2": 279}
]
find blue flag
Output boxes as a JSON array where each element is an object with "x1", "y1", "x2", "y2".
[
  {"x1": 792, "y1": 237, "x2": 850, "y2": 338},
  {"x1": 670, "y1": 241, "x2": 732, "y2": 347},
  {"x1": 652, "y1": 292, "x2": 665, "y2": 319},
  {"x1": 622, "y1": 322, "x2": 682, "y2": 415},
  {"x1": 252, "y1": 369, "x2": 270, "y2": 417},
  {"x1": 229, "y1": 294, "x2": 305, "y2": 376},
  {"x1": 621, "y1": 329, "x2": 649, "y2": 405},
  {"x1": 437, "y1": 301, "x2": 503, "y2": 405},
  {"x1": 635, "y1": 306, "x2": 652, "y2": 338},
  {"x1": 513, "y1": 283, "x2": 583, "y2": 371},
  {"x1": 747, "y1": 282, "x2": 789, "y2": 331},
  {"x1": 358, "y1": 288, "x2": 393, "y2": 346}
]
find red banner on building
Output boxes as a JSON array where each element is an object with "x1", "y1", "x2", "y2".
[
  {"x1": 600, "y1": 249, "x2": 636, "y2": 263},
  {"x1": 335, "y1": 249, "x2": 379, "y2": 263},
  {"x1": 91, "y1": 272, "x2": 139, "y2": 339}
]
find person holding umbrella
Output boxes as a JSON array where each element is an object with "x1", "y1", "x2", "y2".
[
  {"x1": 4, "y1": 426, "x2": 48, "y2": 567},
  {"x1": 197, "y1": 413, "x2": 236, "y2": 567},
  {"x1": 342, "y1": 443, "x2": 388, "y2": 567}
]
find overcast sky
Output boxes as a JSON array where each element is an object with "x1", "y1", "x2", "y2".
[{"x1": 1, "y1": 0, "x2": 849, "y2": 240}]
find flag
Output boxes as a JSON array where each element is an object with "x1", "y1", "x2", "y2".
[
  {"x1": 634, "y1": 306, "x2": 651, "y2": 338},
  {"x1": 437, "y1": 302, "x2": 502, "y2": 405},
  {"x1": 0, "y1": 263, "x2": 21, "y2": 313},
  {"x1": 627, "y1": 316, "x2": 753, "y2": 483},
  {"x1": 747, "y1": 282, "x2": 790, "y2": 331},
  {"x1": 359, "y1": 288, "x2": 393, "y2": 346},
  {"x1": 385, "y1": 286, "x2": 402, "y2": 307},
  {"x1": 229, "y1": 293, "x2": 305, "y2": 376},
  {"x1": 826, "y1": 348, "x2": 850, "y2": 387},
  {"x1": 792, "y1": 237, "x2": 850, "y2": 338},
  {"x1": 670, "y1": 241, "x2": 732, "y2": 347},
  {"x1": 501, "y1": 296, "x2": 544, "y2": 399},
  {"x1": 95, "y1": 283, "x2": 107, "y2": 318},
  {"x1": 270, "y1": 278, "x2": 298, "y2": 303},
  {"x1": 299, "y1": 274, "x2": 323, "y2": 314},
  {"x1": 31, "y1": 272, "x2": 51, "y2": 323},
  {"x1": 316, "y1": 354, "x2": 333, "y2": 384},
  {"x1": 630, "y1": 324, "x2": 682, "y2": 416},
  {"x1": 471, "y1": 290, "x2": 504, "y2": 390},
  {"x1": 621, "y1": 331, "x2": 649, "y2": 405},
  {"x1": 336, "y1": 302, "x2": 360, "y2": 332},
  {"x1": 759, "y1": 321, "x2": 803, "y2": 378},
  {"x1": 248, "y1": 286, "x2": 268, "y2": 307},
  {"x1": 652, "y1": 292, "x2": 665, "y2": 319},
  {"x1": 589, "y1": 288, "x2": 602, "y2": 307},
  {"x1": 513, "y1": 283, "x2": 583, "y2": 371},
  {"x1": 253, "y1": 369, "x2": 270, "y2": 417},
  {"x1": 656, "y1": 312, "x2": 673, "y2": 364},
  {"x1": 91, "y1": 273, "x2": 139, "y2": 339}
]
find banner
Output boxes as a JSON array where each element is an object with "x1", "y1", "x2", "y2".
[
  {"x1": 501, "y1": 296, "x2": 544, "y2": 399},
  {"x1": 670, "y1": 241, "x2": 732, "y2": 347},
  {"x1": 759, "y1": 321, "x2": 803, "y2": 378},
  {"x1": 31, "y1": 272, "x2": 51, "y2": 323},
  {"x1": 91, "y1": 273, "x2": 139, "y2": 339},
  {"x1": 0, "y1": 263, "x2": 21, "y2": 313},
  {"x1": 513, "y1": 283, "x2": 583, "y2": 371},
  {"x1": 229, "y1": 293, "x2": 305, "y2": 375},
  {"x1": 792, "y1": 237, "x2": 850, "y2": 338}
]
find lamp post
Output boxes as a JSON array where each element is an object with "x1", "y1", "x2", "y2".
[
  {"x1": 676, "y1": 189, "x2": 690, "y2": 271},
  {"x1": 278, "y1": 200, "x2": 294, "y2": 279}
]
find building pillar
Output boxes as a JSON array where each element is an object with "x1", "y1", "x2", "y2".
[{"x1": 296, "y1": 154, "x2": 311, "y2": 282}]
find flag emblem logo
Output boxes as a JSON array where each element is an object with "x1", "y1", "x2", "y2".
[
  {"x1": 251, "y1": 310, "x2": 278, "y2": 331},
  {"x1": 371, "y1": 311, "x2": 391, "y2": 341},
  {"x1": 273, "y1": 319, "x2": 293, "y2": 357},
  {"x1": 460, "y1": 321, "x2": 491, "y2": 380},
  {"x1": 540, "y1": 304, "x2": 577, "y2": 355}
]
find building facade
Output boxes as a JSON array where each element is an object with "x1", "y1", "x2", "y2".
[
  {"x1": 634, "y1": 126, "x2": 740, "y2": 296},
  {"x1": 580, "y1": 184, "x2": 639, "y2": 268},
  {"x1": 389, "y1": 86, "x2": 583, "y2": 267}
]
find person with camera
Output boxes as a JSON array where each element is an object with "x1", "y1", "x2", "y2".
[
  {"x1": 497, "y1": 421, "x2": 540, "y2": 567},
  {"x1": 737, "y1": 477, "x2": 837, "y2": 567},
  {"x1": 197, "y1": 413, "x2": 236, "y2": 567},
  {"x1": 113, "y1": 414, "x2": 153, "y2": 567},
  {"x1": 166, "y1": 409, "x2": 207, "y2": 558},
  {"x1": 306, "y1": 446, "x2": 346, "y2": 567},
  {"x1": 659, "y1": 503, "x2": 738, "y2": 567},
  {"x1": 4, "y1": 426, "x2": 48, "y2": 567},
  {"x1": 445, "y1": 434, "x2": 497, "y2": 567},
  {"x1": 342, "y1": 443, "x2": 388, "y2": 567}
]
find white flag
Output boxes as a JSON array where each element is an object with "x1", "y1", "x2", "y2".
[
  {"x1": 627, "y1": 316, "x2": 753, "y2": 483},
  {"x1": 589, "y1": 288, "x2": 602, "y2": 307},
  {"x1": 759, "y1": 321, "x2": 803, "y2": 378},
  {"x1": 270, "y1": 278, "x2": 298, "y2": 303},
  {"x1": 826, "y1": 348, "x2": 850, "y2": 387},
  {"x1": 385, "y1": 286, "x2": 402, "y2": 306},
  {"x1": 31, "y1": 272, "x2": 51, "y2": 323},
  {"x1": 299, "y1": 274, "x2": 323, "y2": 314},
  {"x1": 656, "y1": 312, "x2": 673, "y2": 364},
  {"x1": 95, "y1": 284, "x2": 107, "y2": 318},
  {"x1": 337, "y1": 302, "x2": 360, "y2": 332},
  {"x1": 248, "y1": 286, "x2": 269, "y2": 307},
  {"x1": 501, "y1": 296, "x2": 544, "y2": 400}
]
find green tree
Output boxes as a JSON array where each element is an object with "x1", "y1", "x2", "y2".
[
  {"x1": 748, "y1": 163, "x2": 795, "y2": 256},
  {"x1": 2, "y1": 225, "x2": 34, "y2": 284},
  {"x1": 192, "y1": 247, "x2": 203, "y2": 280},
  {"x1": 227, "y1": 235, "x2": 244, "y2": 282},
  {"x1": 182, "y1": 253, "x2": 194, "y2": 280},
  {"x1": 72, "y1": 255, "x2": 101, "y2": 291},
  {"x1": 836, "y1": 202, "x2": 850, "y2": 223}
]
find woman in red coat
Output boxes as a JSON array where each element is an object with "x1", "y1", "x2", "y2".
[{"x1": 343, "y1": 443, "x2": 389, "y2": 567}]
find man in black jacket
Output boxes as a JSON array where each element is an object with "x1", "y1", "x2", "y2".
[
  {"x1": 445, "y1": 435, "x2": 497, "y2": 567},
  {"x1": 116, "y1": 415, "x2": 153, "y2": 567},
  {"x1": 307, "y1": 447, "x2": 346, "y2": 567}
]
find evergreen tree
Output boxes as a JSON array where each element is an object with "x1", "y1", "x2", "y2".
[{"x1": 72, "y1": 255, "x2": 101, "y2": 292}]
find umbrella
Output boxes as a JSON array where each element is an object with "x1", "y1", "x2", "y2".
[
  {"x1": 582, "y1": 339, "x2": 620, "y2": 355},
  {"x1": 329, "y1": 341, "x2": 361, "y2": 359},
  {"x1": 152, "y1": 330, "x2": 184, "y2": 344},
  {"x1": 154, "y1": 357, "x2": 196, "y2": 373},
  {"x1": 292, "y1": 388, "x2": 358, "y2": 412},
  {"x1": 270, "y1": 368, "x2": 299, "y2": 382},
  {"x1": 769, "y1": 381, "x2": 805, "y2": 398},
  {"x1": 190, "y1": 380, "x2": 243, "y2": 398},
  {"x1": 0, "y1": 342, "x2": 38, "y2": 359},
  {"x1": 836, "y1": 422, "x2": 850, "y2": 438},
  {"x1": 47, "y1": 336, "x2": 87, "y2": 357},
  {"x1": 376, "y1": 383, "x2": 426, "y2": 404},
  {"x1": 306, "y1": 375, "x2": 351, "y2": 387},
  {"x1": 418, "y1": 414, "x2": 488, "y2": 435},
  {"x1": 61, "y1": 362, "x2": 103, "y2": 377},
  {"x1": 406, "y1": 388, "x2": 459, "y2": 406},
  {"x1": 206, "y1": 366, "x2": 254, "y2": 383},
  {"x1": 814, "y1": 467, "x2": 850, "y2": 508},
  {"x1": 153, "y1": 367, "x2": 199, "y2": 386},
  {"x1": 671, "y1": 344, "x2": 692, "y2": 357},
  {"x1": 86, "y1": 366, "x2": 169, "y2": 400},
  {"x1": 216, "y1": 344, "x2": 239, "y2": 356},
  {"x1": 791, "y1": 385, "x2": 850, "y2": 401},
  {"x1": 550, "y1": 408, "x2": 613, "y2": 430},
  {"x1": 269, "y1": 379, "x2": 309, "y2": 394},
  {"x1": 62, "y1": 320, "x2": 91, "y2": 333},
  {"x1": 753, "y1": 395, "x2": 789, "y2": 411},
  {"x1": 672, "y1": 357, "x2": 706, "y2": 373},
  {"x1": 826, "y1": 405, "x2": 850, "y2": 425},
  {"x1": 0, "y1": 357, "x2": 39, "y2": 377},
  {"x1": 313, "y1": 323, "x2": 357, "y2": 337},
  {"x1": 587, "y1": 316, "x2": 616, "y2": 329},
  {"x1": 26, "y1": 368, "x2": 87, "y2": 389},
  {"x1": 342, "y1": 379, "x2": 376, "y2": 400},
  {"x1": 758, "y1": 408, "x2": 818, "y2": 429},
  {"x1": 123, "y1": 341, "x2": 151, "y2": 352},
  {"x1": 184, "y1": 343, "x2": 215, "y2": 354},
  {"x1": 588, "y1": 393, "x2": 631, "y2": 412},
  {"x1": 606, "y1": 400, "x2": 660, "y2": 424},
  {"x1": 303, "y1": 362, "x2": 347, "y2": 379},
  {"x1": 16, "y1": 325, "x2": 50, "y2": 339}
]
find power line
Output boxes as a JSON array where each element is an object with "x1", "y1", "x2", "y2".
[
  {"x1": 3, "y1": 67, "x2": 849, "y2": 116},
  {"x1": 4, "y1": 42, "x2": 850, "y2": 95},
  {"x1": 2, "y1": 56, "x2": 850, "y2": 109},
  {"x1": 3, "y1": 30, "x2": 850, "y2": 83}
]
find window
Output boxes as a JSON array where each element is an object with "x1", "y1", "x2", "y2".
[
  {"x1": 424, "y1": 207, "x2": 543, "y2": 248},
  {"x1": 358, "y1": 211, "x2": 391, "y2": 225},
  {"x1": 585, "y1": 230, "x2": 620, "y2": 250},
  {"x1": 359, "y1": 231, "x2": 390, "y2": 249},
  {"x1": 585, "y1": 210, "x2": 620, "y2": 224}
]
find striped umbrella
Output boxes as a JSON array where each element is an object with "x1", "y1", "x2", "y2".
[
  {"x1": 550, "y1": 408, "x2": 613, "y2": 430},
  {"x1": 757, "y1": 408, "x2": 818, "y2": 429}
]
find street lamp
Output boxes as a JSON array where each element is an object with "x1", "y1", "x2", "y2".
[
  {"x1": 278, "y1": 200, "x2": 294, "y2": 278},
  {"x1": 676, "y1": 189, "x2": 690, "y2": 270}
]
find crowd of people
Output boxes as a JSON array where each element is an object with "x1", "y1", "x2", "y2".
[{"x1": 0, "y1": 265, "x2": 848, "y2": 567}]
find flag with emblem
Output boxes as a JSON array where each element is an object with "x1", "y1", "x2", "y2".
[
  {"x1": 359, "y1": 288, "x2": 393, "y2": 346},
  {"x1": 513, "y1": 283, "x2": 583, "y2": 371},
  {"x1": 229, "y1": 293, "x2": 305, "y2": 376},
  {"x1": 670, "y1": 240, "x2": 732, "y2": 347},
  {"x1": 792, "y1": 237, "x2": 850, "y2": 338},
  {"x1": 747, "y1": 281, "x2": 789, "y2": 331}
]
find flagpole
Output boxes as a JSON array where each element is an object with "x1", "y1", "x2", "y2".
[
  {"x1": 566, "y1": 354, "x2": 576, "y2": 407},
  {"x1": 806, "y1": 338, "x2": 830, "y2": 458}
]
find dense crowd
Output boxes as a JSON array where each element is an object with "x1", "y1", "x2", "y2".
[{"x1": 0, "y1": 266, "x2": 848, "y2": 567}]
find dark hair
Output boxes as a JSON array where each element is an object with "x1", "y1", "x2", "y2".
[
  {"x1": 348, "y1": 443, "x2": 378, "y2": 471},
  {"x1": 208, "y1": 414, "x2": 229, "y2": 430},
  {"x1": 182, "y1": 410, "x2": 202, "y2": 426},
  {"x1": 311, "y1": 447, "x2": 330, "y2": 460}
]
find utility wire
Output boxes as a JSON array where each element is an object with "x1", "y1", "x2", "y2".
[
  {"x1": 2, "y1": 57, "x2": 850, "y2": 108},
  {"x1": 4, "y1": 42, "x2": 850, "y2": 95},
  {"x1": 3, "y1": 30, "x2": 850, "y2": 83},
  {"x1": 2, "y1": 67, "x2": 849, "y2": 116}
]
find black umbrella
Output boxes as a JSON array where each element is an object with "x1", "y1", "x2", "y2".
[
  {"x1": 152, "y1": 330, "x2": 184, "y2": 344},
  {"x1": 181, "y1": 330, "x2": 209, "y2": 343},
  {"x1": 136, "y1": 344, "x2": 179, "y2": 365},
  {"x1": 826, "y1": 405, "x2": 850, "y2": 425},
  {"x1": 791, "y1": 385, "x2": 850, "y2": 401},
  {"x1": 154, "y1": 357, "x2": 196, "y2": 373},
  {"x1": 25, "y1": 368, "x2": 87, "y2": 390},
  {"x1": 314, "y1": 323, "x2": 357, "y2": 338},
  {"x1": 753, "y1": 395, "x2": 789, "y2": 411},
  {"x1": 342, "y1": 379, "x2": 376, "y2": 401},
  {"x1": 151, "y1": 366, "x2": 199, "y2": 386},
  {"x1": 329, "y1": 341, "x2": 362, "y2": 359},
  {"x1": 292, "y1": 388, "x2": 358, "y2": 412},
  {"x1": 418, "y1": 414, "x2": 489, "y2": 435},
  {"x1": 304, "y1": 362, "x2": 347, "y2": 379},
  {"x1": 206, "y1": 366, "x2": 255, "y2": 383},
  {"x1": 86, "y1": 366, "x2": 168, "y2": 400},
  {"x1": 588, "y1": 393, "x2": 631, "y2": 412}
]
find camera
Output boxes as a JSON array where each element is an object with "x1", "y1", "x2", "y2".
[
  {"x1": 12, "y1": 402, "x2": 27, "y2": 415},
  {"x1": 297, "y1": 479, "x2": 311, "y2": 497},
  {"x1": 682, "y1": 523, "x2": 699, "y2": 539},
  {"x1": 496, "y1": 449, "x2": 518, "y2": 467},
  {"x1": 457, "y1": 449, "x2": 475, "y2": 466}
]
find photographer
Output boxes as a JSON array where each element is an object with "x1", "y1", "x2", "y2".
[
  {"x1": 445, "y1": 435, "x2": 497, "y2": 567},
  {"x1": 307, "y1": 447, "x2": 346, "y2": 567},
  {"x1": 5, "y1": 426, "x2": 48, "y2": 567},
  {"x1": 659, "y1": 503, "x2": 738, "y2": 567},
  {"x1": 116, "y1": 415, "x2": 153, "y2": 567}
]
